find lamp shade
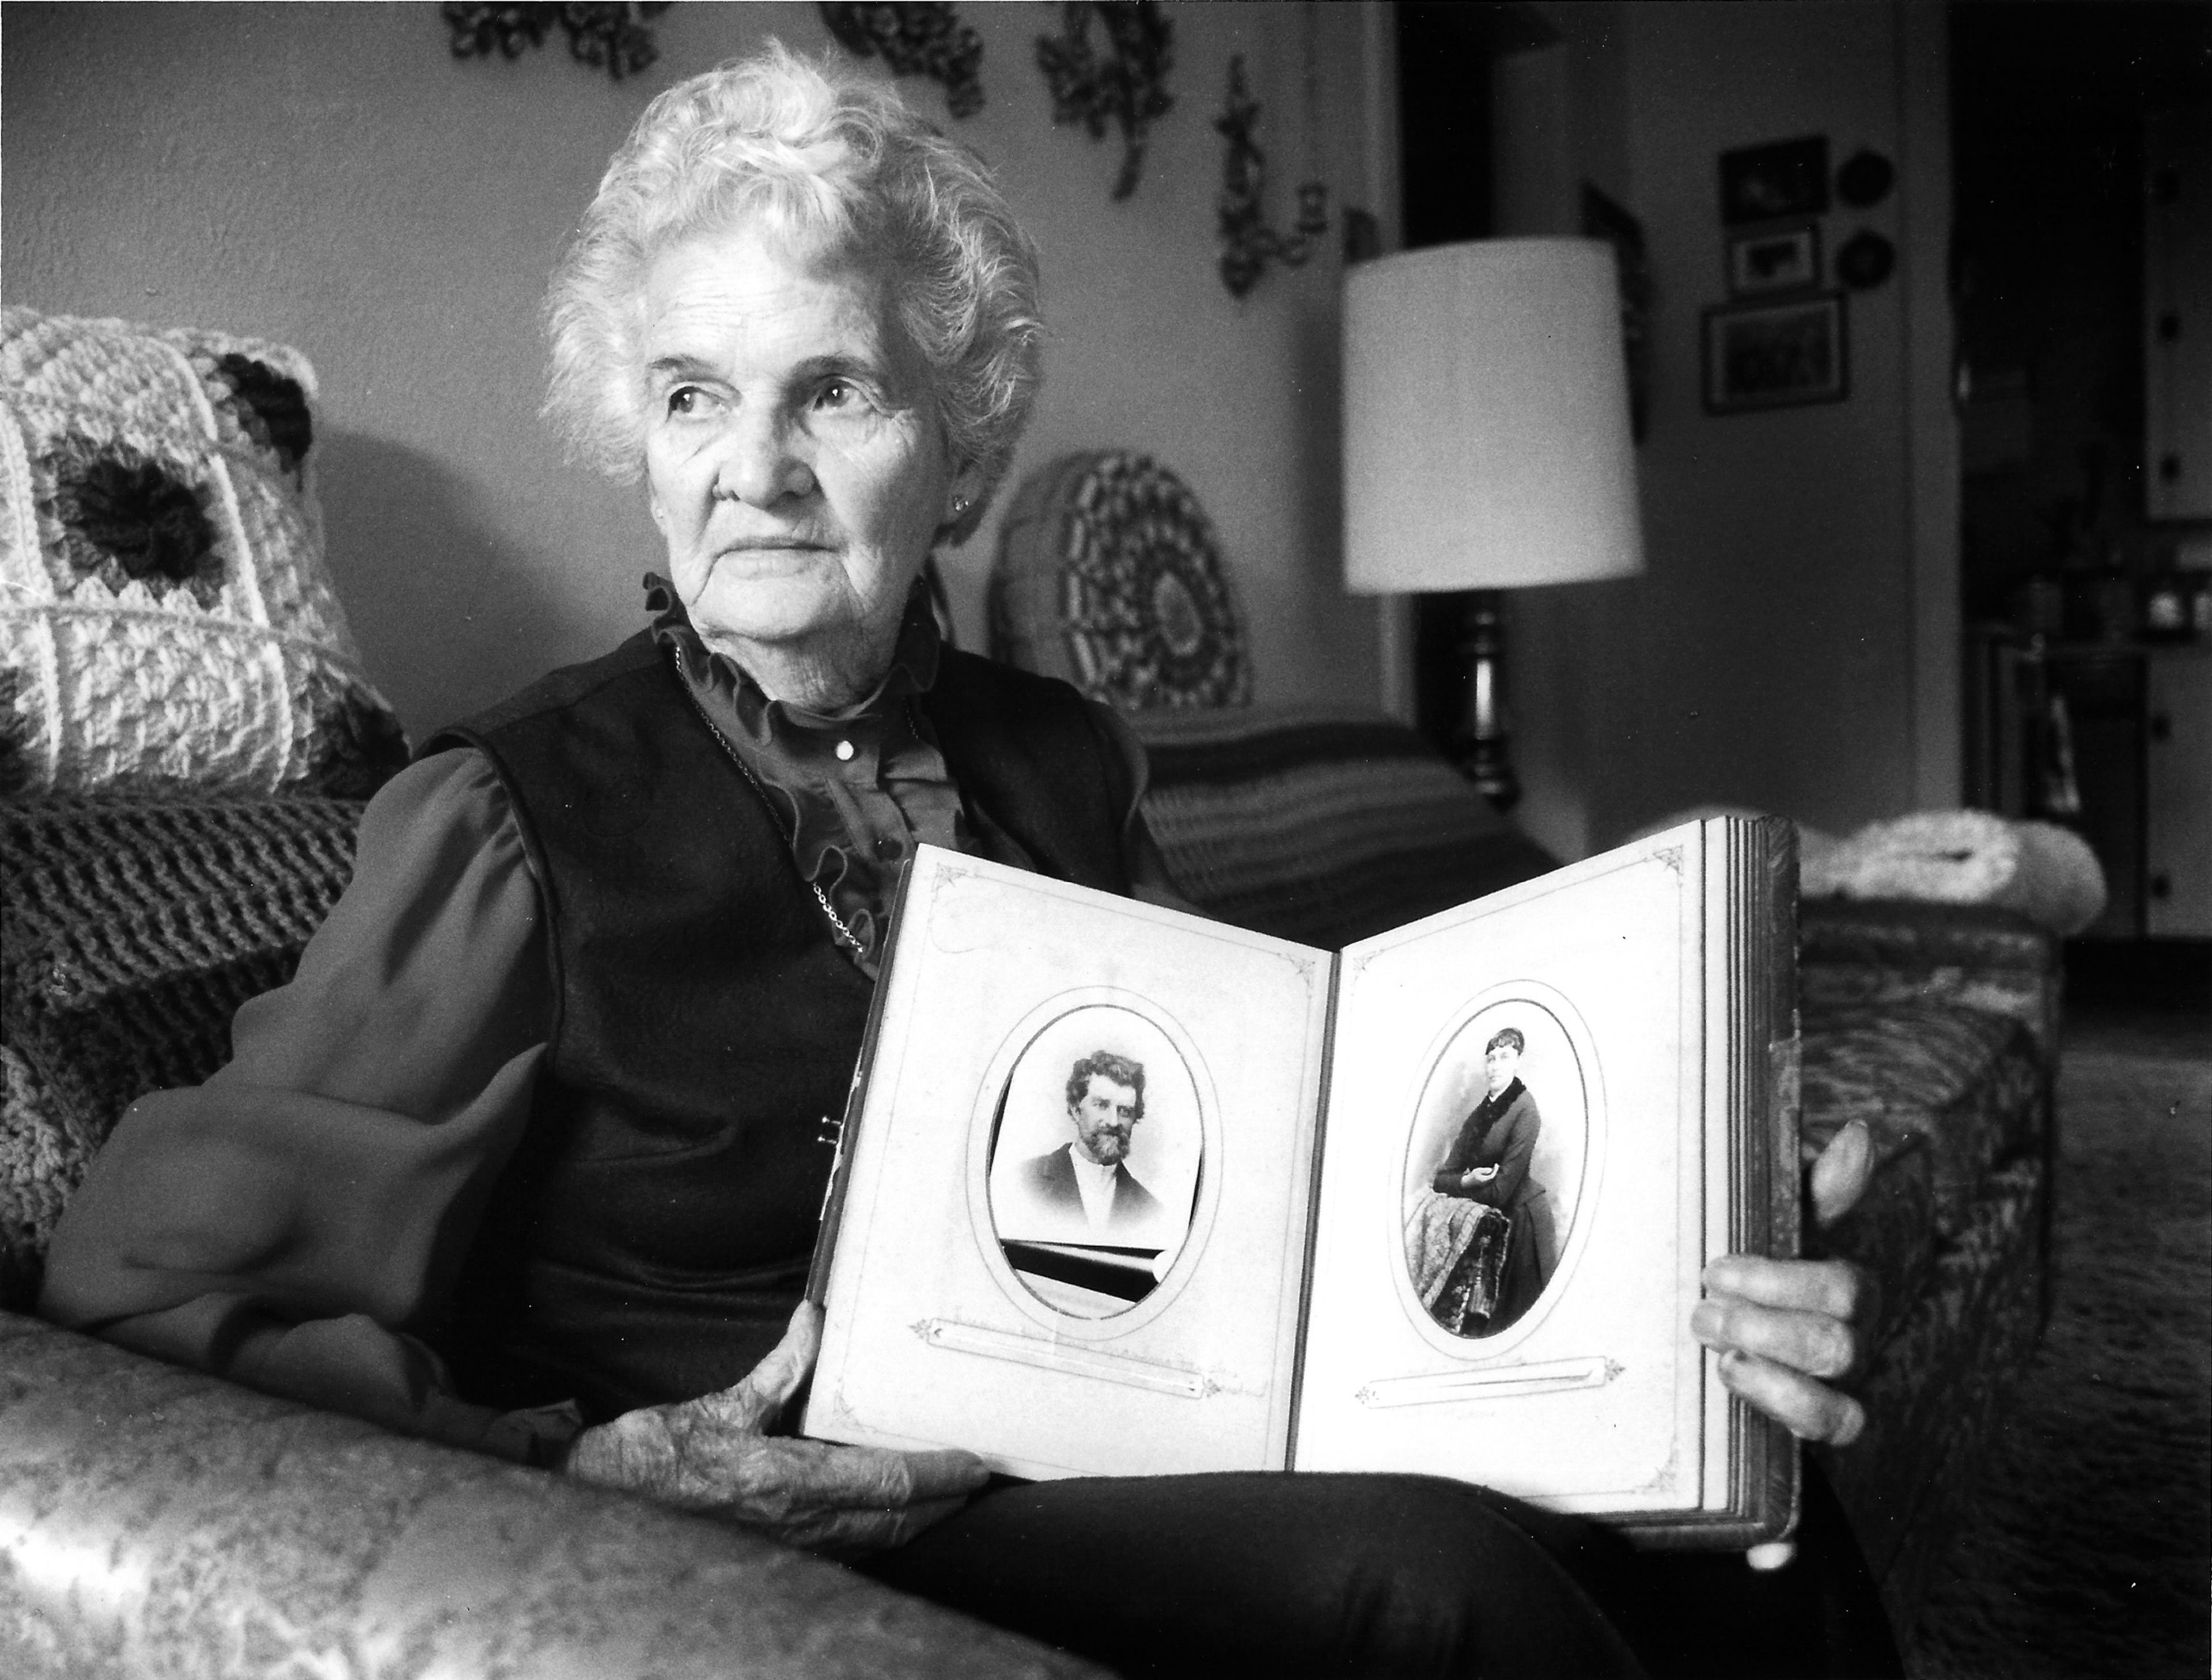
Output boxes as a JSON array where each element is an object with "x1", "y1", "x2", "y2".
[{"x1": 1342, "y1": 238, "x2": 1644, "y2": 594}]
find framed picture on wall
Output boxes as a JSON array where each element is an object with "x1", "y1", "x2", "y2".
[
  {"x1": 1580, "y1": 183, "x2": 1654, "y2": 443},
  {"x1": 1702, "y1": 294, "x2": 1849, "y2": 415},
  {"x1": 1718, "y1": 135, "x2": 1830, "y2": 225},
  {"x1": 1726, "y1": 222, "x2": 1821, "y2": 296}
]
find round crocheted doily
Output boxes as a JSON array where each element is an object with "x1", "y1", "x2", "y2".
[{"x1": 989, "y1": 452, "x2": 1250, "y2": 710}]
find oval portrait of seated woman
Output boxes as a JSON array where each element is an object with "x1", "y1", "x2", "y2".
[
  {"x1": 985, "y1": 1003, "x2": 1203, "y2": 1320},
  {"x1": 1400, "y1": 1002, "x2": 1589, "y2": 1341}
]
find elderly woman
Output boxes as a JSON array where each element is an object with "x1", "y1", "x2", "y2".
[{"x1": 42, "y1": 44, "x2": 1894, "y2": 1680}]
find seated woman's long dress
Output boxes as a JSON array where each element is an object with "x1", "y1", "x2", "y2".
[{"x1": 1433, "y1": 1078, "x2": 1552, "y2": 1336}]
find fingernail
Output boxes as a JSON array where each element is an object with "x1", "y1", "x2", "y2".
[{"x1": 1690, "y1": 1303, "x2": 1722, "y2": 1340}]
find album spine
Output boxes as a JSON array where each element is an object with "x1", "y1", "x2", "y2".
[{"x1": 1282, "y1": 946, "x2": 1344, "y2": 1469}]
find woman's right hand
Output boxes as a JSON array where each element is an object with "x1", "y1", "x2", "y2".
[{"x1": 562, "y1": 1302, "x2": 990, "y2": 1556}]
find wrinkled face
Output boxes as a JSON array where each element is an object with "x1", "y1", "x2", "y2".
[
  {"x1": 1485, "y1": 1042, "x2": 1520, "y2": 1096},
  {"x1": 638, "y1": 222, "x2": 978, "y2": 704},
  {"x1": 1069, "y1": 1075, "x2": 1141, "y2": 1167}
]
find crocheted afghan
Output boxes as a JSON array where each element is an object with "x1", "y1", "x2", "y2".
[
  {"x1": 0, "y1": 306, "x2": 407, "y2": 797},
  {"x1": 0, "y1": 795, "x2": 363, "y2": 1309}
]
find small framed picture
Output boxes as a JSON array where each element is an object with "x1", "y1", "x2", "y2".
[
  {"x1": 1726, "y1": 222, "x2": 1820, "y2": 296},
  {"x1": 1719, "y1": 135, "x2": 1830, "y2": 225},
  {"x1": 1702, "y1": 294, "x2": 1849, "y2": 415}
]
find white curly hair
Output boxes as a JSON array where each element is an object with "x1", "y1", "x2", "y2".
[{"x1": 542, "y1": 41, "x2": 1043, "y2": 540}]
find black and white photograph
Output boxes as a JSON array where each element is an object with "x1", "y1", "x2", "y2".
[
  {"x1": 987, "y1": 1006, "x2": 1203, "y2": 1317},
  {"x1": 5, "y1": 4, "x2": 2204, "y2": 1679},
  {"x1": 1726, "y1": 221, "x2": 1821, "y2": 296},
  {"x1": 1402, "y1": 1011, "x2": 1586, "y2": 1341}
]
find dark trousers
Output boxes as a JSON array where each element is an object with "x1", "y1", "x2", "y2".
[{"x1": 863, "y1": 1461, "x2": 1903, "y2": 1679}]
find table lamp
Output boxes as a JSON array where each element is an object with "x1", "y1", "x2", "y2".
[{"x1": 1342, "y1": 237, "x2": 1644, "y2": 810}]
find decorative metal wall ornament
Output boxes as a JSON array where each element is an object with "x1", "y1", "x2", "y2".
[
  {"x1": 442, "y1": 3, "x2": 671, "y2": 81},
  {"x1": 1214, "y1": 55, "x2": 1328, "y2": 299},
  {"x1": 1035, "y1": 1, "x2": 1175, "y2": 202},
  {"x1": 819, "y1": 3, "x2": 985, "y2": 119}
]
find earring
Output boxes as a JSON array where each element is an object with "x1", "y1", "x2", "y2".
[{"x1": 951, "y1": 495, "x2": 971, "y2": 517}]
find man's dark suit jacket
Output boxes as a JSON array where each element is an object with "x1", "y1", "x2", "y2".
[{"x1": 1018, "y1": 1143, "x2": 1166, "y2": 1236}]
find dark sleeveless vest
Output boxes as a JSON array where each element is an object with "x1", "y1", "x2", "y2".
[{"x1": 422, "y1": 632, "x2": 1133, "y2": 1420}]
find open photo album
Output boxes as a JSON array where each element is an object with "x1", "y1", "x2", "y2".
[{"x1": 802, "y1": 816, "x2": 1802, "y2": 1548}]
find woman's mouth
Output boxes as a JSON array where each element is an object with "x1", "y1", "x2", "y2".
[{"x1": 721, "y1": 536, "x2": 832, "y2": 555}]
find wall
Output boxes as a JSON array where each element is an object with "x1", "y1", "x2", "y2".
[
  {"x1": 1491, "y1": 1, "x2": 1959, "y2": 858},
  {"x1": 3, "y1": 2, "x2": 1385, "y2": 742}
]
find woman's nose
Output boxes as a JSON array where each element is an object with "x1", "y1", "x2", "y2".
[{"x1": 712, "y1": 409, "x2": 816, "y2": 506}]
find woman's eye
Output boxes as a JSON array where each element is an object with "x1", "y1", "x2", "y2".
[
  {"x1": 816, "y1": 378, "x2": 860, "y2": 411},
  {"x1": 665, "y1": 386, "x2": 711, "y2": 418}
]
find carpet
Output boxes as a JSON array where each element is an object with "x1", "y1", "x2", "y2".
[{"x1": 1907, "y1": 1015, "x2": 2211, "y2": 1680}]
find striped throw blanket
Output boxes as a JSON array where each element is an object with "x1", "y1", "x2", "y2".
[
  {"x1": 1132, "y1": 706, "x2": 1556, "y2": 949},
  {"x1": 1405, "y1": 1191, "x2": 1511, "y2": 1330}
]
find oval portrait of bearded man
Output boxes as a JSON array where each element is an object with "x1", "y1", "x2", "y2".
[{"x1": 987, "y1": 1003, "x2": 1202, "y2": 1319}]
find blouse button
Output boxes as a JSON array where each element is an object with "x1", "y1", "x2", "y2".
[{"x1": 835, "y1": 739, "x2": 855, "y2": 762}]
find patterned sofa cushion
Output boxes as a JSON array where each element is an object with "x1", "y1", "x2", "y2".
[
  {"x1": 1133, "y1": 706, "x2": 1557, "y2": 949},
  {"x1": 0, "y1": 306, "x2": 408, "y2": 798},
  {"x1": 0, "y1": 794, "x2": 362, "y2": 1308}
]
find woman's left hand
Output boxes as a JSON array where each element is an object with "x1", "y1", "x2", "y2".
[{"x1": 1690, "y1": 1118, "x2": 1878, "y2": 1447}]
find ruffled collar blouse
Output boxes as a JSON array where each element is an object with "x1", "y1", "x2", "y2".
[{"x1": 645, "y1": 574, "x2": 1031, "y2": 975}]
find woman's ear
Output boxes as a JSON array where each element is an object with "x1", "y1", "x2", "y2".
[
  {"x1": 950, "y1": 460, "x2": 985, "y2": 518},
  {"x1": 940, "y1": 461, "x2": 987, "y2": 543}
]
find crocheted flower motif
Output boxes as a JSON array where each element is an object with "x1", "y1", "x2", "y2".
[
  {"x1": 213, "y1": 354, "x2": 313, "y2": 479},
  {"x1": 1060, "y1": 455, "x2": 1249, "y2": 710},
  {"x1": 306, "y1": 684, "x2": 411, "y2": 799},
  {"x1": 0, "y1": 668, "x2": 31, "y2": 798},
  {"x1": 44, "y1": 438, "x2": 224, "y2": 606}
]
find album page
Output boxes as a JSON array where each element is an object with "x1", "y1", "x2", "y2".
[
  {"x1": 1293, "y1": 819, "x2": 1795, "y2": 1542},
  {"x1": 804, "y1": 846, "x2": 1334, "y2": 1480}
]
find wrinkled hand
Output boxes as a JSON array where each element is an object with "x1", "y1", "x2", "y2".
[
  {"x1": 562, "y1": 1302, "x2": 989, "y2": 1556},
  {"x1": 1691, "y1": 1119, "x2": 1878, "y2": 1449}
]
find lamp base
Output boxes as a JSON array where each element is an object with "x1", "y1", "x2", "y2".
[{"x1": 1448, "y1": 590, "x2": 1520, "y2": 813}]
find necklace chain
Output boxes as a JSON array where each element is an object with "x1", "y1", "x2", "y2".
[{"x1": 671, "y1": 646, "x2": 870, "y2": 961}]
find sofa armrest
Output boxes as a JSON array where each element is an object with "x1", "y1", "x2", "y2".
[
  {"x1": 0, "y1": 1312, "x2": 1098, "y2": 1679},
  {"x1": 1798, "y1": 898, "x2": 2057, "y2": 976},
  {"x1": 1799, "y1": 898, "x2": 2062, "y2": 1055}
]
